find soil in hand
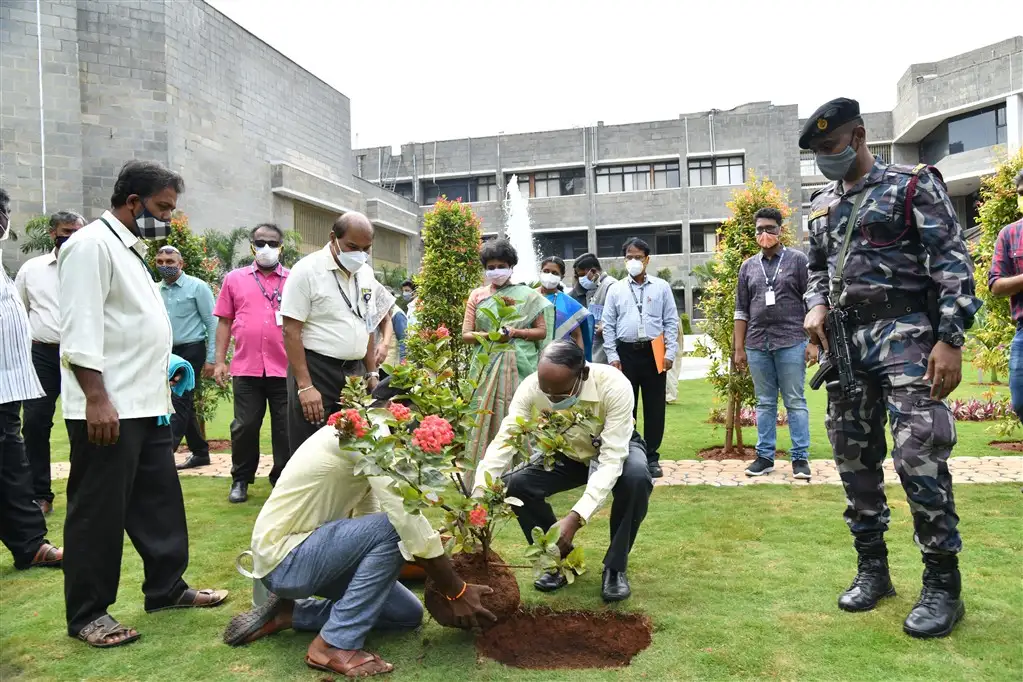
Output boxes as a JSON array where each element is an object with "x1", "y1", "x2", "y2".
[
  {"x1": 989, "y1": 440, "x2": 1023, "y2": 452},
  {"x1": 699, "y1": 446, "x2": 788, "y2": 461},
  {"x1": 424, "y1": 551, "x2": 521, "y2": 628},
  {"x1": 476, "y1": 607, "x2": 652, "y2": 669}
]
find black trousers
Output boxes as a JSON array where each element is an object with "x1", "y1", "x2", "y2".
[
  {"x1": 63, "y1": 418, "x2": 190, "y2": 635},
  {"x1": 22, "y1": 342, "x2": 62, "y2": 503},
  {"x1": 505, "y1": 431, "x2": 652, "y2": 572},
  {"x1": 170, "y1": 341, "x2": 209, "y2": 459},
  {"x1": 0, "y1": 401, "x2": 50, "y2": 568},
  {"x1": 617, "y1": 342, "x2": 667, "y2": 464},
  {"x1": 287, "y1": 349, "x2": 364, "y2": 457},
  {"x1": 231, "y1": 375, "x2": 290, "y2": 485}
]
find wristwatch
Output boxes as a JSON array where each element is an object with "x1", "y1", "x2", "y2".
[
  {"x1": 365, "y1": 371, "x2": 380, "y2": 379},
  {"x1": 938, "y1": 332, "x2": 965, "y2": 348}
]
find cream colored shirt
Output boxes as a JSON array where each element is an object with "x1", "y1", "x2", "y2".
[
  {"x1": 473, "y1": 363, "x2": 635, "y2": 521},
  {"x1": 250, "y1": 423, "x2": 444, "y2": 578},
  {"x1": 279, "y1": 245, "x2": 371, "y2": 360},
  {"x1": 15, "y1": 250, "x2": 61, "y2": 344},
  {"x1": 58, "y1": 211, "x2": 173, "y2": 420}
]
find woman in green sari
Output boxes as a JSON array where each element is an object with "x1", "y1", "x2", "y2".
[{"x1": 461, "y1": 238, "x2": 553, "y2": 467}]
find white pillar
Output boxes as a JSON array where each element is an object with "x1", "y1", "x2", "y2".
[{"x1": 1007, "y1": 93, "x2": 1022, "y2": 154}]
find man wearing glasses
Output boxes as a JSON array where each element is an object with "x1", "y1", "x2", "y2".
[
  {"x1": 206, "y1": 224, "x2": 291, "y2": 503},
  {"x1": 732, "y1": 207, "x2": 814, "y2": 480}
]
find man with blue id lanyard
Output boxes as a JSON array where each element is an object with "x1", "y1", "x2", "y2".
[
  {"x1": 280, "y1": 212, "x2": 394, "y2": 457},
  {"x1": 733, "y1": 207, "x2": 814, "y2": 479}
]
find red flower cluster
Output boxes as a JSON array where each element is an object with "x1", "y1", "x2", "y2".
[
  {"x1": 417, "y1": 326, "x2": 451, "y2": 342},
  {"x1": 411, "y1": 415, "x2": 455, "y2": 453},
  {"x1": 331, "y1": 408, "x2": 369, "y2": 438},
  {"x1": 435, "y1": 325, "x2": 450, "y2": 339},
  {"x1": 387, "y1": 401, "x2": 412, "y2": 422},
  {"x1": 468, "y1": 505, "x2": 487, "y2": 528}
]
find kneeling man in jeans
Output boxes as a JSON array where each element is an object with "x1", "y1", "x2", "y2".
[
  {"x1": 224, "y1": 410, "x2": 495, "y2": 677},
  {"x1": 733, "y1": 207, "x2": 814, "y2": 479}
]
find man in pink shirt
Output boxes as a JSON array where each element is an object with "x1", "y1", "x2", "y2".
[{"x1": 196, "y1": 224, "x2": 290, "y2": 503}]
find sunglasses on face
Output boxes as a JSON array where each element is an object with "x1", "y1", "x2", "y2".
[{"x1": 253, "y1": 239, "x2": 282, "y2": 248}]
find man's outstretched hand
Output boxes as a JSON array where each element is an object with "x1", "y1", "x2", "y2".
[
  {"x1": 553, "y1": 512, "x2": 583, "y2": 559},
  {"x1": 448, "y1": 584, "x2": 496, "y2": 629}
]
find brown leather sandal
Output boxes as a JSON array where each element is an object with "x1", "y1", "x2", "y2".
[
  {"x1": 29, "y1": 543, "x2": 62, "y2": 568},
  {"x1": 76, "y1": 614, "x2": 141, "y2": 648},
  {"x1": 145, "y1": 588, "x2": 229, "y2": 613},
  {"x1": 305, "y1": 649, "x2": 394, "y2": 677}
]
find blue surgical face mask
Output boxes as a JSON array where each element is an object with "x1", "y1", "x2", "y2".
[
  {"x1": 579, "y1": 273, "x2": 598, "y2": 291},
  {"x1": 548, "y1": 375, "x2": 583, "y2": 411},
  {"x1": 402, "y1": 291, "x2": 414, "y2": 302},
  {"x1": 815, "y1": 145, "x2": 858, "y2": 182}
]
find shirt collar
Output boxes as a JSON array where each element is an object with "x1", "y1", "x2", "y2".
[
  {"x1": 579, "y1": 365, "x2": 599, "y2": 402},
  {"x1": 250, "y1": 262, "x2": 285, "y2": 277},
  {"x1": 46, "y1": 249, "x2": 58, "y2": 265},
  {"x1": 160, "y1": 274, "x2": 185, "y2": 289},
  {"x1": 842, "y1": 158, "x2": 887, "y2": 196}
]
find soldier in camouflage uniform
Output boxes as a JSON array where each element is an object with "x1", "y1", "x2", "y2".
[{"x1": 800, "y1": 98, "x2": 981, "y2": 639}]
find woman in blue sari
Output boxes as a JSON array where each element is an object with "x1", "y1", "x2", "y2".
[{"x1": 538, "y1": 255, "x2": 593, "y2": 361}]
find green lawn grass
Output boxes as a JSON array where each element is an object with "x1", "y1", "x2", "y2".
[
  {"x1": 1, "y1": 480, "x2": 1020, "y2": 681},
  {"x1": 45, "y1": 377, "x2": 1016, "y2": 465}
]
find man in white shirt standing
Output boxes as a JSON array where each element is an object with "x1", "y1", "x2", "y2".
[
  {"x1": 59, "y1": 161, "x2": 228, "y2": 649},
  {"x1": 474, "y1": 340, "x2": 652, "y2": 603},
  {"x1": 281, "y1": 212, "x2": 392, "y2": 456},
  {"x1": 15, "y1": 210, "x2": 85, "y2": 514},
  {"x1": 0, "y1": 187, "x2": 64, "y2": 574}
]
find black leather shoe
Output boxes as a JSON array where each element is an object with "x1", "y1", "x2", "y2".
[
  {"x1": 177, "y1": 455, "x2": 211, "y2": 470},
  {"x1": 838, "y1": 534, "x2": 896, "y2": 612},
  {"x1": 533, "y1": 571, "x2": 568, "y2": 592},
  {"x1": 903, "y1": 554, "x2": 965, "y2": 639},
  {"x1": 228, "y1": 481, "x2": 248, "y2": 504},
  {"x1": 602, "y1": 568, "x2": 631, "y2": 602},
  {"x1": 648, "y1": 463, "x2": 663, "y2": 479}
]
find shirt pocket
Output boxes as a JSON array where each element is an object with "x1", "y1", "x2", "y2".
[
  {"x1": 858, "y1": 194, "x2": 907, "y2": 248},
  {"x1": 1012, "y1": 249, "x2": 1023, "y2": 270}
]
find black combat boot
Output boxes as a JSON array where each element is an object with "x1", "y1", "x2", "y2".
[
  {"x1": 903, "y1": 553, "x2": 964, "y2": 638},
  {"x1": 838, "y1": 534, "x2": 896, "y2": 612}
]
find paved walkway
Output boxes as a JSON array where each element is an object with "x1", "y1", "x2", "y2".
[{"x1": 49, "y1": 453, "x2": 1023, "y2": 486}]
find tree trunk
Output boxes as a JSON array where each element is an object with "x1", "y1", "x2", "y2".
[
  {"x1": 198, "y1": 418, "x2": 207, "y2": 439},
  {"x1": 735, "y1": 419, "x2": 744, "y2": 452},
  {"x1": 724, "y1": 395, "x2": 736, "y2": 454}
]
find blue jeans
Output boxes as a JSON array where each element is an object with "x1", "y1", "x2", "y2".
[
  {"x1": 746, "y1": 341, "x2": 810, "y2": 461},
  {"x1": 1010, "y1": 327, "x2": 1023, "y2": 422},
  {"x1": 262, "y1": 513, "x2": 424, "y2": 650}
]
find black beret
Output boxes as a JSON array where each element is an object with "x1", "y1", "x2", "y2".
[{"x1": 799, "y1": 97, "x2": 860, "y2": 150}]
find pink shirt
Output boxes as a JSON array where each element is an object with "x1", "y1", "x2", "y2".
[{"x1": 214, "y1": 264, "x2": 290, "y2": 378}]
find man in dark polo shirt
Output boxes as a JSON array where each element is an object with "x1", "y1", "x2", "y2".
[{"x1": 733, "y1": 207, "x2": 814, "y2": 479}]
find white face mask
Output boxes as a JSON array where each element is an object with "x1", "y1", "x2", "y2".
[
  {"x1": 254, "y1": 245, "x2": 280, "y2": 268},
  {"x1": 626, "y1": 259, "x2": 645, "y2": 277},
  {"x1": 484, "y1": 268, "x2": 513, "y2": 287},
  {"x1": 337, "y1": 247, "x2": 368, "y2": 272},
  {"x1": 539, "y1": 272, "x2": 562, "y2": 290}
]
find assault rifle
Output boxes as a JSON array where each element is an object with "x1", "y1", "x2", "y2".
[{"x1": 809, "y1": 306, "x2": 861, "y2": 400}]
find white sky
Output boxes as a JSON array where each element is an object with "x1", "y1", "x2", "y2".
[{"x1": 207, "y1": 0, "x2": 1015, "y2": 148}]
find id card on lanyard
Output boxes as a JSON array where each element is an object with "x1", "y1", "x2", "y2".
[
  {"x1": 759, "y1": 248, "x2": 785, "y2": 307},
  {"x1": 251, "y1": 268, "x2": 283, "y2": 326}
]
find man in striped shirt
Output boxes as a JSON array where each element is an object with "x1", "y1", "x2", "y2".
[{"x1": 0, "y1": 187, "x2": 64, "y2": 572}]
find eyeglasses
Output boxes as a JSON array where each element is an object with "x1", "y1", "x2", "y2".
[
  {"x1": 755, "y1": 226, "x2": 781, "y2": 234},
  {"x1": 253, "y1": 239, "x2": 282, "y2": 248}
]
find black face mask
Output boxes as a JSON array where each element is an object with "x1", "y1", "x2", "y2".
[{"x1": 54, "y1": 235, "x2": 71, "y2": 250}]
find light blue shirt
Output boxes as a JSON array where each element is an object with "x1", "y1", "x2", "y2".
[
  {"x1": 160, "y1": 272, "x2": 217, "y2": 363},
  {"x1": 602, "y1": 274, "x2": 680, "y2": 363}
]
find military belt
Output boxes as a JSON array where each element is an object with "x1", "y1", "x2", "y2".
[{"x1": 841, "y1": 293, "x2": 929, "y2": 327}]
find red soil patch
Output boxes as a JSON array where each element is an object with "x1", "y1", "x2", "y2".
[
  {"x1": 176, "y1": 439, "x2": 230, "y2": 454},
  {"x1": 699, "y1": 446, "x2": 789, "y2": 461},
  {"x1": 424, "y1": 551, "x2": 520, "y2": 628},
  {"x1": 989, "y1": 440, "x2": 1023, "y2": 452},
  {"x1": 476, "y1": 607, "x2": 652, "y2": 669}
]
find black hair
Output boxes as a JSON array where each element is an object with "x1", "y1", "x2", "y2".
[
  {"x1": 753, "y1": 207, "x2": 783, "y2": 227},
  {"x1": 401, "y1": 279, "x2": 416, "y2": 291},
  {"x1": 574, "y1": 252, "x2": 601, "y2": 272},
  {"x1": 251, "y1": 222, "x2": 284, "y2": 241},
  {"x1": 480, "y1": 237, "x2": 518, "y2": 267},
  {"x1": 110, "y1": 160, "x2": 185, "y2": 208},
  {"x1": 49, "y1": 211, "x2": 84, "y2": 229},
  {"x1": 1014, "y1": 169, "x2": 1023, "y2": 187},
  {"x1": 622, "y1": 237, "x2": 650, "y2": 257},
  {"x1": 540, "y1": 255, "x2": 566, "y2": 277},
  {"x1": 0, "y1": 187, "x2": 10, "y2": 214},
  {"x1": 541, "y1": 339, "x2": 586, "y2": 373}
]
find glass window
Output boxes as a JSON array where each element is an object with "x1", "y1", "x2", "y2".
[
  {"x1": 919, "y1": 104, "x2": 1007, "y2": 164},
  {"x1": 715, "y1": 156, "x2": 744, "y2": 185},
  {"x1": 688, "y1": 156, "x2": 744, "y2": 186},
  {"x1": 594, "y1": 163, "x2": 673, "y2": 193},
  {"x1": 536, "y1": 230, "x2": 590, "y2": 261},
  {"x1": 653, "y1": 162, "x2": 680, "y2": 189},
  {"x1": 687, "y1": 158, "x2": 714, "y2": 187},
  {"x1": 596, "y1": 225, "x2": 682, "y2": 257},
  {"x1": 476, "y1": 176, "x2": 497, "y2": 202},
  {"x1": 690, "y1": 224, "x2": 720, "y2": 253},
  {"x1": 423, "y1": 178, "x2": 474, "y2": 204},
  {"x1": 506, "y1": 168, "x2": 586, "y2": 198},
  {"x1": 394, "y1": 182, "x2": 414, "y2": 201}
]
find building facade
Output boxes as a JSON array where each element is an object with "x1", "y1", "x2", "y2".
[
  {"x1": 356, "y1": 37, "x2": 1023, "y2": 320},
  {"x1": 0, "y1": 0, "x2": 419, "y2": 275}
]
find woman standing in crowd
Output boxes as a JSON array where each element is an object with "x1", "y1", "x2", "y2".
[
  {"x1": 538, "y1": 255, "x2": 592, "y2": 360},
  {"x1": 461, "y1": 239, "x2": 552, "y2": 466}
]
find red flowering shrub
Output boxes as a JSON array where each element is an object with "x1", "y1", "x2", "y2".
[
  {"x1": 468, "y1": 505, "x2": 488, "y2": 528},
  {"x1": 387, "y1": 401, "x2": 412, "y2": 422},
  {"x1": 412, "y1": 415, "x2": 455, "y2": 453}
]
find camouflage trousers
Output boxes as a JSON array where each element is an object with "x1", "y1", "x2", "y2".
[{"x1": 824, "y1": 313, "x2": 961, "y2": 555}]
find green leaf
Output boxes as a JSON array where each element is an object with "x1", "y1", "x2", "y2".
[
  {"x1": 484, "y1": 471, "x2": 493, "y2": 487},
  {"x1": 503, "y1": 496, "x2": 524, "y2": 507},
  {"x1": 523, "y1": 545, "x2": 543, "y2": 558},
  {"x1": 564, "y1": 569, "x2": 575, "y2": 584},
  {"x1": 530, "y1": 526, "x2": 547, "y2": 546}
]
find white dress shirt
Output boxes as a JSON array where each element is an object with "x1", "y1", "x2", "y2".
[
  {"x1": 58, "y1": 211, "x2": 173, "y2": 420},
  {"x1": 0, "y1": 268, "x2": 44, "y2": 403},
  {"x1": 473, "y1": 363, "x2": 636, "y2": 521},
  {"x1": 279, "y1": 245, "x2": 371, "y2": 361},
  {"x1": 14, "y1": 250, "x2": 60, "y2": 344}
]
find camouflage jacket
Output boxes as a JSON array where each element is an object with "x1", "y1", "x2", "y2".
[{"x1": 805, "y1": 159, "x2": 982, "y2": 337}]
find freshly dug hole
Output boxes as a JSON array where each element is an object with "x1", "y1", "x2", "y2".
[
  {"x1": 424, "y1": 551, "x2": 521, "y2": 628},
  {"x1": 476, "y1": 607, "x2": 652, "y2": 669}
]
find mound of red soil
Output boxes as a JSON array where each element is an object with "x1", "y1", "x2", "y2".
[
  {"x1": 176, "y1": 439, "x2": 230, "y2": 454},
  {"x1": 476, "y1": 607, "x2": 652, "y2": 669},
  {"x1": 424, "y1": 551, "x2": 521, "y2": 628},
  {"x1": 989, "y1": 440, "x2": 1023, "y2": 452},
  {"x1": 699, "y1": 446, "x2": 789, "y2": 461}
]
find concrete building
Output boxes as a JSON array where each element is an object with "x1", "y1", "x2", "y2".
[
  {"x1": 0, "y1": 0, "x2": 419, "y2": 275},
  {"x1": 356, "y1": 37, "x2": 1023, "y2": 320}
]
